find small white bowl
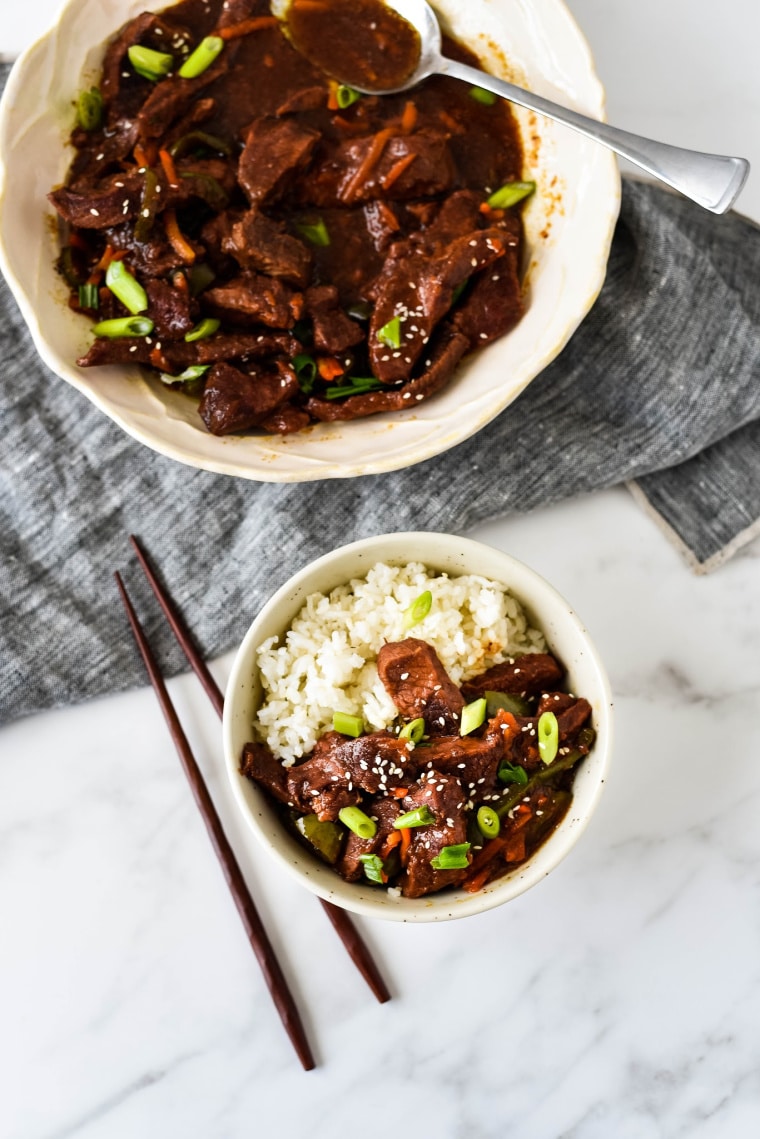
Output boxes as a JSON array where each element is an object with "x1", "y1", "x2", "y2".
[
  {"x1": 0, "y1": 0, "x2": 619, "y2": 482},
  {"x1": 223, "y1": 532, "x2": 613, "y2": 922}
]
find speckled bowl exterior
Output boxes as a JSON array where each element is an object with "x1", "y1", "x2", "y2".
[
  {"x1": 223, "y1": 532, "x2": 613, "y2": 922},
  {"x1": 0, "y1": 0, "x2": 619, "y2": 482}
]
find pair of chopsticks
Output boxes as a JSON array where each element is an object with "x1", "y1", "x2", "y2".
[{"x1": 115, "y1": 535, "x2": 390, "y2": 1071}]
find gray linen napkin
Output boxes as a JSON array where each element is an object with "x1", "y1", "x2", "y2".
[{"x1": 1, "y1": 73, "x2": 759, "y2": 723}]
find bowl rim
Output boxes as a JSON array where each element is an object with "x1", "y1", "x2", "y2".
[
  {"x1": 0, "y1": 0, "x2": 621, "y2": 483},
  {"x1": 222, "y1": 531, "x2": 614, "y2": 922}
]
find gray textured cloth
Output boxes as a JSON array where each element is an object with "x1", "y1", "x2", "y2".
[{"x1": 2, "y1": 162, "x2": 760, "y2": 722}]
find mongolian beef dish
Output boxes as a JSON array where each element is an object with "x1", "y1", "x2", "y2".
[
  {"x1": 240, "y1": 564, "x2": 595, "y2": 899},
  {"x1": 49, "y1": 0, "x2": 533, "y2": 436}
]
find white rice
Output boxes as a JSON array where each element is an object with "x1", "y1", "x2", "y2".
[{"x1": 254, "y1": 561, "x2": 546, "y2": 764}]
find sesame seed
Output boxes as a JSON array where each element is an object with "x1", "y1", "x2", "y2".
[
  {"x1": 400, "y1": 672, "x2": 409, "y2": 680},
  {"x1": 471, "y1": 257, "x2": 478, "y2": 267},
  {"x1": 90, "y1": 208, "x2": 99, "y2": 216}
]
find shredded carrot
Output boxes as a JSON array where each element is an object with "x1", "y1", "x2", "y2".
[
  {"x1": 158, "y1": 148, "x2": 180, "y2": 189},
  {"x1": 375, "y1": 201, "x2": 400, "y2": 231},
  {"x1": 379, "y1": 831, "x2": 402, "y2": 859},
  {"x1": 380, "y1": 152, "x2": 416, "y2": 192},
  {"x1": 172, "y1": 270, "x2": 189, "y2": 294},
  {"x1": 290, "y1": 0, "x2": 329, "y2": 10},
  {"x1": 67, "y1": 231, "x2": 89, "y2": 250},
  {"x1": 133, "y1": 143, "x2": 156, "y2": 169},
  {"x1": 504, "y1": 835, "x2": 527, "y2": 863},
  {"x1": 163, "y1": 209, "x2": 196, "y2": 263},
  {"x1": 317, "y1": 356, "x2": 346, "y2": 381},
  {"x1": 87, "y1": 245, "x2": 125, "y2": 285},
  {"x1": 390, "y1": 787, "x2": 409, "y2": 799},
  {"x1": 399, "y1": 827, "x2": 412, "y2": 866},
  {"x1": 438, "y1": 109, "x2": 463, "y2": 134},
  {"x1": 149, "y1": 346, "x2": 172, "y2": 372},
  {"x1": 218, "y1": 15, "x2": 278, "y2": 40},
  {"x1": 400, "y1": 100, "x2": 417, "y2": 133},
  {"x1": 327, "y1": 81, "x2": 340, "y2": 112},
  {"x1": 263, "y1": 53, "x2": 275, "y2": 68},
  {"x1": 463, "y1": 865, "x2": 494, "y2": 894},
  {"x1": 341, "y1": 127, "x2": 393, "y2": 203}
]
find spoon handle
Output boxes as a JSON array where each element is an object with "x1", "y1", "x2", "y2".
[{"x1": 440, "y1": 58, "x2": 749, "y2": 214}]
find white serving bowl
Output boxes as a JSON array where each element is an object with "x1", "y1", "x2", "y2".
[
  {"x1": 223, "y1": 532, "x2": 613, "y2": 922},
  {"x1": 0, "y1": 0, "x2": 619, "y2": 482}
]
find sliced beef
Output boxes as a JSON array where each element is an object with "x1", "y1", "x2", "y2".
[
  {"x1": 286, "y1": 730, "x2": 412, "y2": 822},
  {"x1": 300, "y1": 130, "x2": 455, "y2": 207},
  {"x1": 460, "y1": 653, "x2": 564, "y2": 702},
  {"x1": 204, "y1": 273, "x2": 304, "y2": 328},
  {"x1": 259, "y1": 406, "x2": 312, "y2": 435},
  {"x1": 48, "y1": 172, "x2": 143, "y2": 229},
  {"x1": 377, "y1": 638, "x2": 465, "y2": 736},
  {"x1": 238, "y1": 117, "x2": 320, "y2": 207},
  {"x1": 451, "y1": 248, "x2": 524, "y2": 348},
  {"x1": 400, "y1": 770, "x2": 469, "y2": 898},
  {"x1": 77, "y1": 330, "x2": 299, "y2": 370},
  {"x1": 145, "y1": 278, "x2": 195, "y2": 339},
  {"x1": 100, "y1": 13, "x2": 192, "y2": 121},
  {"x1": 137, "y1": 55, "x2": 231, "y2": 142},
  {"x1": 337, "y1": 795, "x2": 402, "y2": 882},
  {"x1": 240, "y1": 741, "x2": 290, "y2": 805},
  {"x1": 276, "y1": 86, "x2": 328, "y2": 115},
  {"x1": 198, "y1": 360, "x2": 298, "y2": 435},
  {"x1": 224, "y1": 211, "x2": 313, "y2": 287},
  {"x1": 536, "y1": 693, "x2": 593, "y2": 748},
  {"x1": 416, "y1": 716, "x2": 508, "y2": 799},
  {"x1": 304, "y1": 286, "x2": 364, "y2": 353}
]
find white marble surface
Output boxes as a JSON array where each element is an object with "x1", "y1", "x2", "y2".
[{"x1": 2, "y1": 3, "x2": 760, "y2": 1138}]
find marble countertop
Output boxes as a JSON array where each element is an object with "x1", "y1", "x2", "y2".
[{"x1": 2, "y1": 3, "x2": 760, "y2": 1137}]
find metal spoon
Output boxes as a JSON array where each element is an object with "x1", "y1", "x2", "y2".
[{"x1": 273, "y1": 0, "x2": 749, "y2": 214}]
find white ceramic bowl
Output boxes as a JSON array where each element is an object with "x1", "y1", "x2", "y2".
[
  {"x1": 0, "y1": 0, "x2": 619, "y2": 482},
  {"x1": 223, "y1": 532, "x2": 613, "y2": 921}
]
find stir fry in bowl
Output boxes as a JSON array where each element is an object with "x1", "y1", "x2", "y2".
[
  {"x1": 239, "y1": 562, "x2": 596, "y2": 899},
  {"x1": 48, "y1": 0, "x2": 533, "y2": 436}
]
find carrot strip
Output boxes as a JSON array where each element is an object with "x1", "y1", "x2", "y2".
[
  {"x1": 317, "y1": 356, "x2": 346, "y2": 381},
  {"x1": 163, "y1": 209, "x2": 196, "y2": 263},
  {"x1": 133, "y1": 143, "x2": 157, "y2": 169},
  {"x1": 390, "y1": 787, "x2": 409, "y2": 799},
  {"x1": 379, "y1": 831, "x2": 402, "y2": 859},
  {"x1": 380, "y1": 152, "x2": 416, "y2": 191},
  {"x1": 158, "y1": 148, "x2": 180, "y2": 189},
  {"x1": 87, "y1": 245, "x2": 125, "y2": 285},
  {"x1": 400, "y1": 100, "x2": 417, "y2": 133},
  {"x1": 463, "y1": 865, "x2": 494, "y2": 894},
  {"x1": 341, "y1": 127, "x2": 393, "y2": 203},
  {"x1": 399, "y1": 827, "x2": 412, "y2": 866},
  {"x1": 150, "y1": 346, "x2": 172, "y2": 372},
  {"x1": 438, "y1": 109, "x2": 463, "y2": 134},
  {"x1": 504, "y1": 835, "x2": 527, "y2": 863},
  {"x1": 218, "y1": 15, "x2": 278, "y2": 40}
]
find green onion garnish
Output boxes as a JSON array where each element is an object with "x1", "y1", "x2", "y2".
[
  {"x1": 159, "y1": 365, "x2": 210, "y2": 385},
  {"x1": 486, "y1": 180, "x2": 537, "y2": 210},
  {"x1": 323, "y1": 377, "x2": 385, "y2": 400},
  {"x1": 377, "y1": 315, "x2": 401, "y2": 350},
  {"x1": 460, "y1": 697, "x2": 486, "y2": 736},
  {"x1": 105, "y1": 259, "x2": 148, "y2": 315},
  {"x1": 76, "y1": 87, "x2": 103, "y2": 132},
  {"x1": 78, "y1": 283, "x2": 99, "y2": 311},
  {"x1": 485, "y1": 690, "x2": 532, "y2": 717},
  {"x1": 332, "y1": 711, "x2": 364, "y2": 737},
  {"x1": 184, "y1": 317, "x2": 220, "y2": 342},
  {"x1": 469, "y1": 86, "x2": 498, "y2": 106},
  {"x1": 127, "y1": 45, "x2": 174, "y2": 82},
  {"x1": 92, "y1": 316, "x2": 154, "y2": 338},
  {"x1": 295, "y1": 218, "x2": 330, "y2": 246},
  {"x1": 476, "y1": 806, "x2": 501, "y2": 840},
  {"x1": 399, "y1": 718, "x2": 425, "y2": 743},
  {"x1": 393, "y1": 805, "x2": 435, "y2": 829},
  {"x1": 358, "y1": 853, "x2": 385, "y2": 884},
  {"x1": 497, "y1": 761, "x2": 528, "y2": 786},
  {"x1": 338, "y1": 806, "x2": 377, "y2": 840},
  {"x1": 537, "y1": 710, "x2": 559, "y2": 765},
  {"x1": 336, "y1": 84, "x2": 361, "y2": 109},
  {"x1": 178, "y1": 35, "x2": 224, "y2": 79},
  {"x1": 430, "y1": 842, "x2": 471, "y2": 870},
  {"x1": 293, "y1": 353, "x2": 317, "y2": 393},
  {"x1": 402, "y1": 589, "x2": 432, "y2": 630}
]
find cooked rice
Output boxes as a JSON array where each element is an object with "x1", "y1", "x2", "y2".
[{"x1": 254, "y1": 561, "x2": 546, "y2": 764}]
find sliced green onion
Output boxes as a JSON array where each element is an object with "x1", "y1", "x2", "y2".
[
  {"x1": 76, "y1": 87, "x2": 103, "y2": 132},
  {"x1": 485, "y1": 690, "x2": 532, "y2": 717},
  {"x1": 487, "y1": 180, "x2": 536, "y2": 210},
  {"x1": 187, "y1": 263, "x2": 216, "y2": 296},
  {"x1": 293, "y1": 353, "x2": 317, "y2": 393},
  {"x1": 178, "y1": 35, "x2": 224, "y2": 79},
  {"x1": 323, "y1": 377, "x2": 385, "y2": 400},
  {"x1": 295, "y1": 218, "x2": 330, "y2": 246},
  {"x1": 399, "y1": 718, "x2": 425, "y2": 743},
  {"x1": 92, "y1": 316, "x2": 154, "y2": 338},
  {"x1": 169, "y1": 131, "x2": 232, "y2": 159},
  {"x1": 336, "y1": 84, "x2": 361, "y2": 109},
  {"x1": 430, "y1": 842, "x2": 471, "y2": 870},
  {"x1": 460, "y1": 697, "x2": 487, "y2": 737},
  {"x1": 377, "y1": 315, "x2": 401, "y2": 350},
  {"x1": 469, "y1": 86, "x2": 498, "y2": 106},
  {"x1": 127, "y1": 45, "x2": 174, "y2": 82},
  {"x1": 476, "y1": 806, "x2": 501, "y2": 839},
  {"x1": 537, "y1": 710, "x2": 559, "y2": 765},
  {"x1": 358, "y1": 853, "x2": 385, "y2": 884},
  {"x1": 184, "y1": 317, "x2": 220, "y2": 342},
  {"x1": 78, "y1": 283, "x2": 99, "y2": 311},
  {"x1": 338, "y1": 806, "x2": 377, "y2": 840},
  {"x1": 159, "y1": 365, "x2": 210, "y2": 385},
  {"x1": 393, "y1": 805, "x2": 435, "y2": 829},
  {"x1": 497, "y1": 761, "x2": 528, "y2": 786},
  {"x1": 105, "y1": 259, "x2": 148, "y2": 315},
  {"x1": 402, "y1": 589, "x2": 432, "y2": 630},
  {"x1": 333, "y1": 711, "x2": 364, "y2": 737}
]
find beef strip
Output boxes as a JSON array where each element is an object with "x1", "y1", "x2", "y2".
[
  {"x1": 77, "y1": 331, "x2": 298, "y2": 370},
  {"x1": 238, "y1": 117, "x2": 320, "y2": 207},
  {"x1": 337, "y1": 795, "x2": 402, "y2": 882},
  {"x1": 136, "y1": 54, "x2": 233, "y2": 143},
  {"x1": 145, "y1": 278, "x2": 195, "y2": 339},
  {"x1": 400, "y1": 770, "x2": 469, "y2": 898},
  {"x1": 451, "y1": 247, "x2": 524, "y2": 348},
  {"x1": 204, "y1": 273, "x2": 304, "y2": 328},
  {"x1": 460, "y1": 653, "x2": 564, "y2": 702},
  {"x1": 304, "y1": 285, "x2": 364, "y2": 353},
  {"x1": 287, "y1": 730, "x2": 413, "y2": 821},
  {"x1": 276, "y1": 86, "x2": 328, "y2": 115},
  {"x1": 536, "y1": 693, "x2": 593, "y2": 746},
  {"x1": 198, "y1": 360, "x2": 298, "y2": 435},
  {"x1": 415, "y1": 716, "x2": 509, "y2": 799},
  {"x1": 223, "y1": 211, "x2": 313, "y2": 287},
  {"x1": 377, "y1": 638, "x2": 465, "y2": 736},
  {"x1": 48, "y1": 171, "x2": 144, "y2": 229},
  {"x1": 240, "y1": 741, "x2": 290, "y2": 805}
]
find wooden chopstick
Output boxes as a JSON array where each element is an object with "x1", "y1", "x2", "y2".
[
  {"x1": 129, "y1": 534, "x2": 391, "y2": 1005},
  {"x1": 114, "y1": 572, "x2": 316, "y2": 1072}
]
